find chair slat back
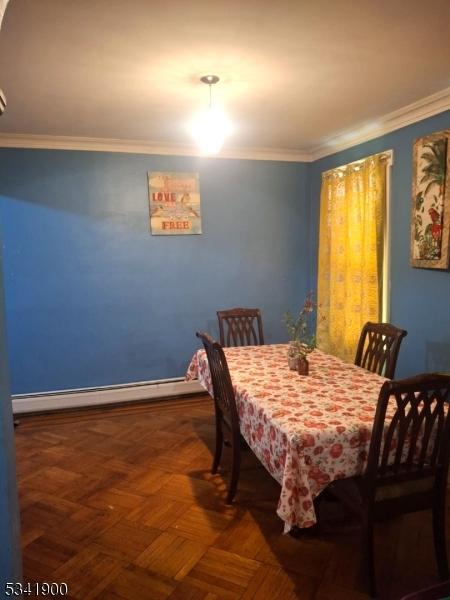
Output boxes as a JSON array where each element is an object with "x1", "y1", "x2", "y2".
[
  {"x1": 196, "y1": 332, "x2": 239, "y2": 429},
  {"x1": 365, "y1": 374, "x2": 450, "y2": 491},
  {"x1": 355, "y1": 322, "x2": 407, "y2": 379},
  {"x1": 217, "y1": 308, "x2": 264, "y2": 347}
]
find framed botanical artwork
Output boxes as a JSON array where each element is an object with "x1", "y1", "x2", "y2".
[
  {"x1": 411, "y1": 129, "x2": 450, "y2": 269},
  {"x1": 148, "y1": 171, "x2": 201, "y2": 235}
]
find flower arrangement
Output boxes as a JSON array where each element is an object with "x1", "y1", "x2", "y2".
[{"x1": 283, "y1": 291, "x2": 317, "y2": 360}]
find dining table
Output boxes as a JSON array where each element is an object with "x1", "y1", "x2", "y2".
[{"x1": 186, "y1": 343, "x2": 387, "y2": 531}]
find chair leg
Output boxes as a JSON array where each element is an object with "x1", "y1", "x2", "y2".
[
  {"x1": 212, "y1": 416, "x2": 223, "y2": 475},
  {"x1": 362, "y1": 515, "x2": 377, "y2": 598},
  {"x1": 433, "y1": 495, "x2": 449, "y2": 580},
  {"x1": 226, "y1": 439, "x2": 241, "y2": 505}
]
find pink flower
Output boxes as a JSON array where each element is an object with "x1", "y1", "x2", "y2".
[
  {"x1": 330, "y1": 443, "x2": 343, "y2": 458},
  {"x1": 256, "y1": 424, "x2": 264, "y2": 441},
  {"x1": 350, "y1": 436, "x2": 360, "y2": 448},
  {"x1": 308, "y1": 467, "x2": 330, "y2": 485},
  {"x1": 304, "y1": 420, "x2": 327, "y2": 429},
  {"x1": 301, "y1": 434, "x2": 316, "y2": 447}
]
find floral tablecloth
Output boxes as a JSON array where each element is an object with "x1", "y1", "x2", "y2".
[{"x1": 186, "y1": 344, "x2": 386, "y2": 530}]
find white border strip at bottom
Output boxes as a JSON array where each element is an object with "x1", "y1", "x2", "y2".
[{"x1": 11, "y1": 378, "x2": 205, "y2": 414}]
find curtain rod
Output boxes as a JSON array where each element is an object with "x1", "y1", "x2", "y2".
[{"x1": 321, "y1": 149, "x2": 393, "y2": 177}]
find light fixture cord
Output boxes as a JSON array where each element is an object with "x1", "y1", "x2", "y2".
[{"x1": 209, "y1": 84, "x2": 212, "y2": 109}]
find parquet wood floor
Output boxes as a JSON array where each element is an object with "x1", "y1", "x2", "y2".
[{"x1": 15, "y1": 395, "x2": 450, "y2": 599}]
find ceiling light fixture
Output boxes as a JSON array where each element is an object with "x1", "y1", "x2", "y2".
[{"x1": 190, "y1": 75, "x2": 231, "y2": 155}]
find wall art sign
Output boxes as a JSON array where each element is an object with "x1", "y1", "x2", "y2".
[
  {"x1": 148, "y1": 172, "x2": 201, "y2": 235},
  {"x1": 411, "y1": 129, "x2": 450, "y2": 269}
]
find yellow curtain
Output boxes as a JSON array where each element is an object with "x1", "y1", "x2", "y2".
[{"x1": 317, "y1": 153, "x2": 386, "y2": 362}]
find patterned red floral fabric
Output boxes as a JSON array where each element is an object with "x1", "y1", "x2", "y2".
[{"x1": 186, "y1": 344, "x2": 386, "y2": 530}]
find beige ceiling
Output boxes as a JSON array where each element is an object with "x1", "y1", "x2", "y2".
[{"x1": 0, "y1": 0, "x2": 449, "y2": 158}]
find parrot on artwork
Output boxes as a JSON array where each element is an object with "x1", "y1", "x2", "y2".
[{"x1": 426, "y1": 207, "x2": 442, "y2": 245}]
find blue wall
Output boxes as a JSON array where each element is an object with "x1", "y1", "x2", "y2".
[
  {"x1": 0, "y1": 150, "x2": 309, "y2": 394},
  {"x1": 2, "y1": 110, "x2": 449, "y2": 394},
  {"x1": 309, "y1": 110, "x2": 450, "y2": 378},
  {"x1": 0, "y1": 239, "x2": 22, "y2": 588}
]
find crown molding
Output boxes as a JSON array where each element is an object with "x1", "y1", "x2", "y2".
[
  {"x1": 309, "y1": 87, "x2": 450, "y2": 161},
  {"x1": 0, "y1": 88, "x2": 448, "y2": 163},
  {"x1": 0, "y1": 133, "x2": 309, "y2": 162}
]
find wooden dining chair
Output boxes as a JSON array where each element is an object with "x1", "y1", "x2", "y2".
[
  {"x1": 354, "y1": 321, "x2": 407, "y2": 379},
  {"x1": 217, "y1": 307, "x2": 264, "y2": 347},
  {"x1": 328, "y1": 373, "x2": 450, "y2": 597},
  {"x1": 196, "y1": 331, "x2": 242, "y2": 504}
]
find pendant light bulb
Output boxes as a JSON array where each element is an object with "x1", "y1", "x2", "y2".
[{"x1": 190, "y1": 75, "x2": 231, "y2": 155}]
